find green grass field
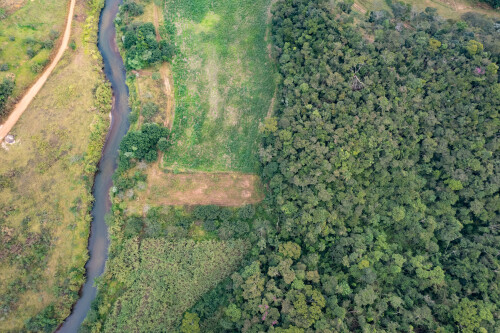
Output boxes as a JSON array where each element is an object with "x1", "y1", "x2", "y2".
[
  {"x1": 161, "y1": 0, "x2": 276, "y2": 172},
  {"x1": 0, "y1": 0, "x2": 68, "y2": 114}
]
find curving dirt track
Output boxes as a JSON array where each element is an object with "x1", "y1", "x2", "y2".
[{"x1": 0, "y1": 0, "x2": 76, "y2": 142}]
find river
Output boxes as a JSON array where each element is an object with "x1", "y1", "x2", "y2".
[{"x1": 57, "y1": 0, "x2": 129, "y2": 331}]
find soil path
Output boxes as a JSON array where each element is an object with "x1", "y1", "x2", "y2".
[
  {"x1": 160, "y1": 63, "x2": 175, "y2": 128},
  {"x1": 152, "y1": 4, "x2": 175, "y2": 129},
  {"x1": 153, "y1": 4, "x2": 161, "y2": 42},
  {"x1": 352, "y1": 3, "x2": 367, "y2": 14},
  {"x1": 0, "y1": 0, "x2": 76, "y2": 142}
]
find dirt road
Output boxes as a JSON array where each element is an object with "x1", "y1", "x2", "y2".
[{"x1": 0, "y1": 0, "x2": 76, "y2": 142}]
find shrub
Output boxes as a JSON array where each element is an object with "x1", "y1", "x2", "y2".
[
  {"x1": 157, "y1": 137, "x2": 171, "y2": 153},
  {"x1": 142, "y1": 102, "x2": 159, "y2": 122},
  {"x1": 31, "y1": 62, "x2": 43, "y2": 73},
  {"x1": 0, "y1": 78, "x2": 14, "y2": 116},
  {"x1": 24, "y1": 304, "x2": 58, "y2": 333}
]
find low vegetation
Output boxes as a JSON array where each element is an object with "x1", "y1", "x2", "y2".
[
  {"x1": 89, "y1": 238, "x2": 248, "y2": 332},
  {"x1": 0, "y1": 0, "x2": 68, "y2": 118},
  {"x1": 0, "y1": 0, "x2": 110, "y2": 330},
  {"x1": 161, "y1": 0, "x2": 276, "y2": 172},
  {"x1": 354, "y1": 0, "x2": 500, "y2": 19},
  {"x1": 81, "y1": 1, "x2": 272, "y2": 331}
]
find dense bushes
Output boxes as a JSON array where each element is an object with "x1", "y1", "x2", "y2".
[
  {"x1": 476, "y1": 0, "x2": 499, "y2": 8},
  {"x1": 84, "y1": 238, "x2": 248, "y2": 332},
  {"x1": 120, "y1": 22, "x2": 175, "y2": 70},
  {"x1": 118, "y1": 123, "x2": 170, "y2": 169},
  {"x1": 0, "y1": 77, "x2": 14, "y2": 117}
]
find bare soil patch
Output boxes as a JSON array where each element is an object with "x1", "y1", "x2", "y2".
[
  {"x1": 0, "y1": 0, "x2": 76, "y2": 142},
  {"x1": 128, "y1": 164, "x2": 265, "y2": 209},
  {"x1": 160, "y1": 63, "x2": 175, "y2": 129},
  {"x1": 353, "y1": 3, "x2": 368, "y2": 14},
  {"x1": 0, "y1": 0, "x2": 26, "y2": 13}
]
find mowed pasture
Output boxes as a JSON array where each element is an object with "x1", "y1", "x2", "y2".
[
  {"x1": 0, "y1": 0, "x2": 109, "y2": 329},
  {"x1": 162, "y1": 0, "x2": 276, "y2": 172},
  {"x1": 0, "y1": 0, "x2": 68, "y2": 115}
]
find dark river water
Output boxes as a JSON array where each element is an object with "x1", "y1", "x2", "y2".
[{"x1": 57, "y1": 0, "x2": 129, "y2": 331}]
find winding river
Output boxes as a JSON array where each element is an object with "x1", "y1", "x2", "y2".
[{"x1": 57, "y1": 0, "x2": 129, "y2": 331}]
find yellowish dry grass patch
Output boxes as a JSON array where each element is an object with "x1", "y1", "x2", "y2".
[{"x1": 120, "y1": 163, "x2": 264, "y2": 215}]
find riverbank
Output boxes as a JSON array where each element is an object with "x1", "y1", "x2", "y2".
[{"x1": 0, "y1": 0, "x2": 110, "y2": 330}]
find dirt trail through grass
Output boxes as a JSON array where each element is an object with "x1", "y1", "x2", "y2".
[
  {"x1": 0, "y1": 0, "x2": 76, "y2": 142},
  {"x1": 160, "y1": 63, "x2": 175, "y2": 128},
  {"x1": 265, "y1": 0, "x2": 278, "y2": 118},
  {"x1": 153, "y1": 4, "x2": 161, "y2": 42},
  {"x1": 151, "y1": 4, "x2": 174, "y2": 128}
]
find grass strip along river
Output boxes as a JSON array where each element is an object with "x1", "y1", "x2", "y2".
[{"x1": 57, "y1": 0, "x2": 129, "y2": 331}]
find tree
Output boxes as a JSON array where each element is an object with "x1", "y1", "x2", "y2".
[{"x1": 181, "y1": 312, "x2": 200, "y2": 333}]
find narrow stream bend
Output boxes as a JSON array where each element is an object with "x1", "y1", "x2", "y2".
[{"x1": 57, "y1": 0, "x2": 129, "y2": 331}]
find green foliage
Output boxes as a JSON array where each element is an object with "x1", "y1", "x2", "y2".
[
  {"x1": 0, "y1": 77, "x2": 14, "y2": 116},
  {"x1": 120, "y1": 0, "x2": 144, "y2": 18},
  {"x1": 181, "y1": 312, "x2": 201, "y2": 333},
  {"x1": 87, "y1": 238, "x2": 248, "y2": 332},
  {"x1": 119, "y1": 22, "x2": 175, "y2": 70},
  {"x1": 161, "y1": 0, "x2": 276, "y2": 172},
  {"x1": 24, "y1": 304, "x2": 58, "y2": 333},
  {"x1": 466, "y1": 39, "x2": 484, "y2": 56},
  {"x1": 119, "y1": 123, "x2": 169, "y2": 168},
  {"x1": 94, "y1": 81, "x2": 113, "y2": 113},
  {"x1": 475, "y1": 0, "x2": 499, "y2": 8},
  {"x1": 141, "y1": 101, "x2": 159, "y2": 122}
]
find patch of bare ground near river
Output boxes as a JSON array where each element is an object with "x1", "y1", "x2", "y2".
[{"x1": 125, "y1": 163, "x2": 265, "y2": 210}]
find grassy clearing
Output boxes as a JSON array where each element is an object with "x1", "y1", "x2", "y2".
[
  {"x1": 353, "y1": 0, "x2": 500, "y2": 18},
  {"x1": 0, "y1": 0, "x2": 69, "y2": 115},
  {"x1": 162, "y1": 0, "x2": 276, "y2": 172},
  {"x1": 0, "y1": 0, "x2": 110, "y2": 330}
]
